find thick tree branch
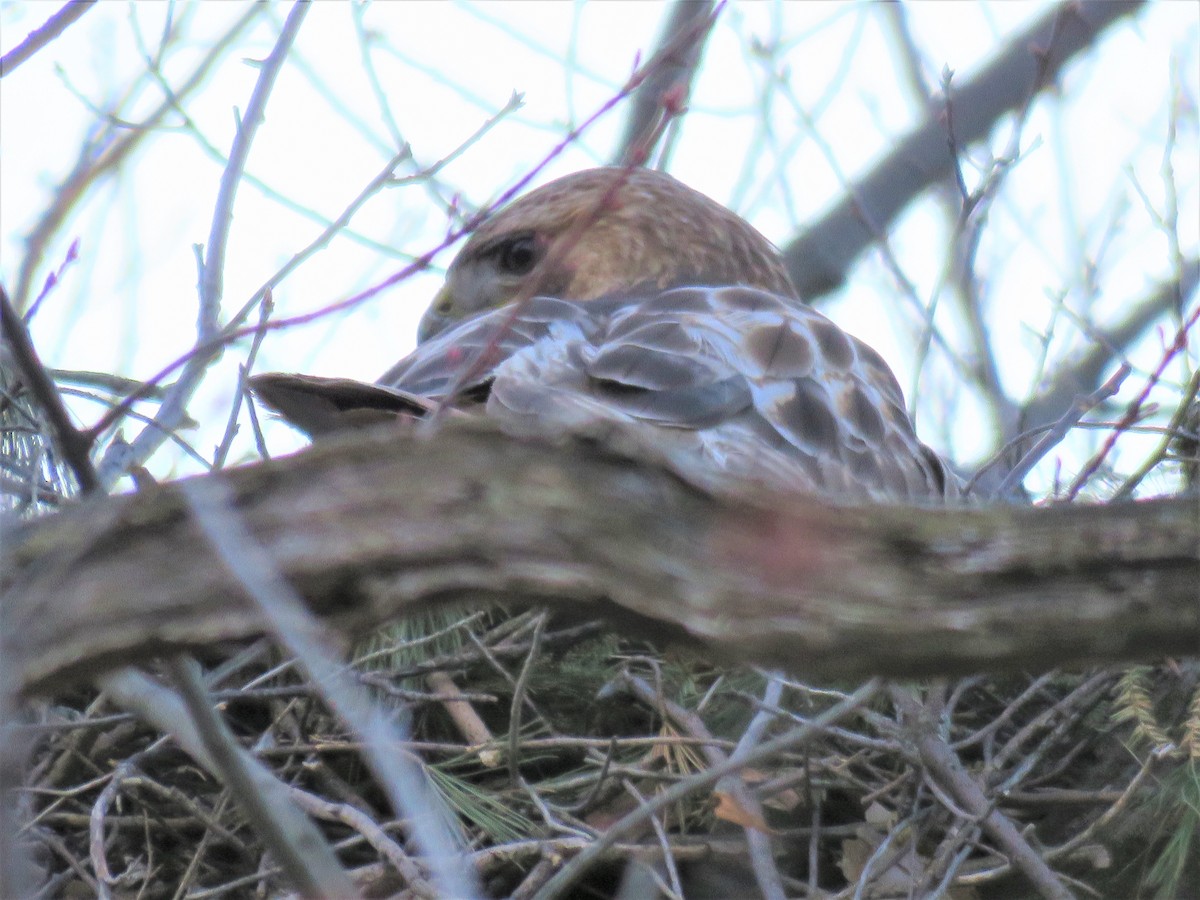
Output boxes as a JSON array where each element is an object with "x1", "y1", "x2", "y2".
[
  {"x1": 2, "y1": 419, "x2": 1196, "y2": 701},
  {"x1": 782, "y1": 0, "x2": 1144, "y2": 300},
  {"x1": 611, "y1": 0, "x2": 716, "y2": 167}
]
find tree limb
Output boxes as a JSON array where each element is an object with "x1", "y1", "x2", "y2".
[
  {"x1": 611, "y1": 0, "x2": 716, "y2": 167},
  {"x1": 2, "y1": 419, "x2": 1196, "y2": 701},
  {"x1": 0, "y1": 1, "x2": 97, "y2": 78},
  {"x1": 782, "y1": 0, "x2": 1144, "y2": 300}
]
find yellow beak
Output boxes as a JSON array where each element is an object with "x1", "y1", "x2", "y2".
[{"x1": 417, "y1": 284, "x2": 455, "y2": 343}]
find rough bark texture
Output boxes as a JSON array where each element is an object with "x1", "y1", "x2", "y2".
[{"x1": 3, "y1": 419, "x2": 1197, "y2": 700}]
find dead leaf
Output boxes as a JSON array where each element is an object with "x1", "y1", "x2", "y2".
[{"x1": 713, "y1": 789, "x2": 771, "y2": 833}]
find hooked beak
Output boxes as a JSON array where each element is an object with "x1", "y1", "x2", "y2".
[{"x1": 417, "y1": 285, "x2": 455, "y2": 343}]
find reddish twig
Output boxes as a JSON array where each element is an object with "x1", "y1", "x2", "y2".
[
  {"x1": 86, "y1": 6, "x2": 722, "y2": 449},
  {"x1": 612, "y1": 0, "x2": 717, "y2": 166},
  {"x1": 424, "y1": 24, "x2": 710, "y2": 420},
  {"x1": 985, "y1": 364, "x2": 1131, "y2": 498},
  {"x1": 1065, "y1": 303, "x2": 1200, "y2": 499}
]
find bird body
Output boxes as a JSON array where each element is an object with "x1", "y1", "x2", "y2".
[{"x1": 252, "y1": 167, "x2": 956, "y2": 503}]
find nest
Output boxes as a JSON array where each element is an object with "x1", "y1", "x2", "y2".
[{"x1": 12, "y1": 602, "x2": 1200, "y2": 898}]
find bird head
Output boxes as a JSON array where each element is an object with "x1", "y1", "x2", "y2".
[{"x1": 417, "y1": 167, "x2": 797, "y2": 341}]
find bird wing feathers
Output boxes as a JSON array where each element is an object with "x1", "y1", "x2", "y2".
[
  {"x1": 364, "y1": 285, "x2": 955, "y2": 502},
  {"x1": 251, "y1": 167, "x2": 956, "y2": 503}
]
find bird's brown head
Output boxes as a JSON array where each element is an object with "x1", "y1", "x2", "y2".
[{"x1": 417, "y1": 167, "x2": 797, "y2": 341}]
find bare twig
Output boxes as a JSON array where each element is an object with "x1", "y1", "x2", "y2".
[
  {"x1": 1065, "y1": 303, "x2": 1200, "y2": 498},
  {"x1": 533, "y1": 680, "x2": 883, "y2": 899},
  {"x1": 288, "y1": 789, "x2": 438, "y2": 898},
  {"x1": 160, "y1": 658, "x2": 357, "y2": 898},
  {"x1": 781, "y1": 1, "x2": 1144, "y2": 300},
  {"x1": 507, "y1": 613, "x2": 546, "y2": 786},
  {"x1": 987, "y1": 364, "x2": 1131, "y2": 498},
  {"x1": 623, "y1": 669, "x2": 789, "y2": 900},
  {"x1": 1019, "y1": 257, "x2": 1199, "y2": 444},
  {"x1": 1112, "y1": 367, "x2": 1200, "y2": 499},
  {"x1": 0, "y1": 285, "x2": 96, "y2": 492},
  {"x1": 96, "y1": 2, "x2": 309, "y2": 489},
  {"x1": 612, "y1": 0, "x2": 716, "y2": 167},
  {"x1": 0, "y1": 1, "x2": 97, "y2": 77},
  {"x1": 213, "y1": 291, "x2": 275, "y2": 470},
  {"x1": 890, "y1": 687, "x2": 1072, "y2": 900},
  {"x1": 10, "y1": 4, "x2": 264, "y2": 312},
  {"x1": 425, "y1": 670, "x2": 499, "y2": 767},
  {"x1": 179, "y1": 475, "x2": 478, "y2": 900}
]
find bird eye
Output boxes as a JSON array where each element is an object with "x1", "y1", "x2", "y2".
[{"x1": 496, "y1": 234, "x2": 539, "y2": 276}]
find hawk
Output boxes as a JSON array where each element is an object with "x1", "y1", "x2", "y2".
[{"x1": 252, "y1": 167, "x2": 955, "y2": 502}]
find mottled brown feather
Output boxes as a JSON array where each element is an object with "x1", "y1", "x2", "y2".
[
  {"x1": 381, "y1": 286, "x2": 956, "y2": 502},
  {"x1": 253, "y1": 167, "x2": 957, "y2": 503}
]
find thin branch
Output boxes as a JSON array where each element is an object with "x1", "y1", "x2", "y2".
[
  {"x1": 179, "y1": 474, "x2": 479, "y2": 900},
  {"x1": 0, "y1": 285, "x2": 96, "y2": 493},
  {"x1": 10, "y1": 4, "x2": 264, "y2": 312},
  {"x1": 1019, "y1": 256, "x2": 1199, "y2": 434},
  {"x1": 1108, "y1": 366, "x2": 1200, "y2": 499},
  {"x1": 780, "y1": 1, "x2": 1144, "y2": 300},
  {"x1": 533, "y1": 680, "x2": 883, "y2": 899},
  {"x1": 620, "y1": 670, "x2": 786, "y2": 900},
  {"x1": 0, "y1": 1, "x2": 96, "y2": 77},
  {"x1": 220, "y1": 90, "x2": 521, "y2": 339},
  {"x1": 890, "y1": 687, "x2": 1072, "y2": 900},
  {"x1": 611, "y1": 0, "x2": 716, "y2": 167},
  {"x1": 1065, "y1": 303, "x2": 1200, "y2": 498},
  {"x1": 201, "y1": 2, "x2": 309, "y2": 327},
  {"x1": 212, "y1": 292, "x2": 275, "y2": 471},
  {"x1": 157, "y1": 659, "x2": 357, "y2": 898},
  {"x1": 98, "y1": 2, "x2": 309, "y2": 489},
  {"x1": 987, "y1": 363, "x2": 1130, "y2": 499}
]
